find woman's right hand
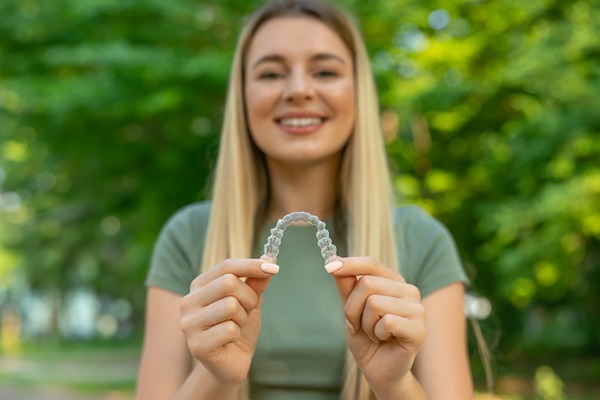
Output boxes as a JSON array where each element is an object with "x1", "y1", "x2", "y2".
[{"x1": 179, "y1": 258, "x2": 279, "y2": 385}]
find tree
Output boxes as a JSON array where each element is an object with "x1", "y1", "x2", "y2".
[{"x1": 1, "y1": 0, "x2": 598, "y2": 363}]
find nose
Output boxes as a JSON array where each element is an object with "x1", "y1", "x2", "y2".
[{"x1": 284, "y1": 71, "x2": 314, "y2": 102}]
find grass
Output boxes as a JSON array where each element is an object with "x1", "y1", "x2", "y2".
[
  {"x1": 1, "y1": 339, "x2": 599, "y2": 399},
  {"x1": 0, "y1": 338, "x2": 139, "y2": 396},
  {"x1": 472, "y1": 354, "x2": 600, "y2": 400}
]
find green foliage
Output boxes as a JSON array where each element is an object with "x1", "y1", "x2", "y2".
[
  {"x1": 360, "y1": 0, "x2": 600, "y2": 357},
  {"x1": 1, "y1": 0, "x2": 599, "y2": 362},
  {"x1": 534, "y1": 366, "x2": 566, "y2": 400}
]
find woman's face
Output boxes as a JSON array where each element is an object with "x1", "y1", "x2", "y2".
[{"x1": 244, "y1": 16, "x2": 355, "y2": 168}]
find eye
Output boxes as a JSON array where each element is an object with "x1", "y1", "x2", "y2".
[
  {"x1": 315, "y1": 70, "x2": 338, "y2": 78},
  {"x1": 259, "y1": 71, "x2": 284, "y2": 80}
]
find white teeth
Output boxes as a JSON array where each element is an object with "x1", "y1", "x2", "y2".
[{"x1": 279, "y1": 117, "x2": 323, "y2": 127}]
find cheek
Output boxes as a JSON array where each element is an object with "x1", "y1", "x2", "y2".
[
  {"x1": 328, "y1": 80, "x2": 355, "y2": 113},
  {"x1": 245, "y1": 84, "x2": 277, "y2": 128},
  {"x1": 333, "y1": 82, "x2": 356, "y2": 134},
  {"x1": 344, "y1": 83, "x2": 356, "y2": 114}
]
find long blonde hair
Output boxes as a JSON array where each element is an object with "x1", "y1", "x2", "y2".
[{"x1": 201, "y1": 1, "x2": 397, "y2": 398}]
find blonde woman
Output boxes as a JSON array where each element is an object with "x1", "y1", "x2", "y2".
[{"x1": 135, "y1": 0, "x2": 472, "y2": 399}]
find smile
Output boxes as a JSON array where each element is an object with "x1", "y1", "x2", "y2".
[{"x1": 277, "y1": 117, "x2": 325, "y2": 127}]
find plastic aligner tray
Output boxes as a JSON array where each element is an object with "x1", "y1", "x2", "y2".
[{"x1": 260, "y1": 211, "x2": 337, "y2": 264}]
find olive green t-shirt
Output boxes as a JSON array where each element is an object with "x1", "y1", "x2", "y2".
[{"x1": 145, "y1": 201, "x2": 469, "y2": 400}]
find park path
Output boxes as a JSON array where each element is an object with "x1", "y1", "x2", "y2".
[
  {"x1": 0, "y1": 351, "x2": 138, "y2": 400},
  {"x1": 0, "y1": 386, "x2": 131, "y2": 400}
]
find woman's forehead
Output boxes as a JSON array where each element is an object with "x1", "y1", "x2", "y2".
[{"x1": 246, "y1": 16, "x2": 352, "y2": 64}]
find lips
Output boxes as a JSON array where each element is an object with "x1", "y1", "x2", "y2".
[{"x1": 274, "y1": 112, "x2": 327, "y2": 134}]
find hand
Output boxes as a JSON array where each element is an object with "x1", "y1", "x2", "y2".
[
  {"x1": 179, "y1": 259, "x2": 278, "y2": 385},
  {"x1": 326, "y1": 256, "x2": 426, "y2": 394}
]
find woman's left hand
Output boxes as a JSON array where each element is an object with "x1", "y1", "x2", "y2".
[{"x1": 326, "y1": 256, "x2": 426, "y2": 395}]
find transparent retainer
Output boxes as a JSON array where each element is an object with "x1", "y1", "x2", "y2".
[{"x1": 260, "y1": 211, "x2": 338, "y2": 264}]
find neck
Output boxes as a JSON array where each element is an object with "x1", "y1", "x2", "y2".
[{"x1": 266, "y1": 157, "x2": 341, "y2": 221}]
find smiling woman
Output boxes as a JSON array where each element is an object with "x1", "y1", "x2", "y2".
[
  {"x1": 135, "y1": 1, "x2": 472, "y2": 400},
  {"x1": 245, "y1": 16, "x2": 355, "y2": 167}
]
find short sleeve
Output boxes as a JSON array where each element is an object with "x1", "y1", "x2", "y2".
[
  {"x1": 145, "y1": 202, "x2": 210, "y2": 296},
  {"x1": 396, "y1": 207, "x2": 470, "y2": 298}
]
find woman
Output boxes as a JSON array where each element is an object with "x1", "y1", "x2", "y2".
[{"x1": 135, "y1": 0, "x2": 473, "y2": 399}]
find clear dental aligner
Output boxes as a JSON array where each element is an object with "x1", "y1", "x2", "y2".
[{"x1": 261, "y1": 211, "x2": 337, "y2": 264}]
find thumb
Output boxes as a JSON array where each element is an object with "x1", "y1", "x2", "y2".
[
  {"x1": 325, "y1": 258, "x2": 357, "y2": 303},
  {"x1": 245, "y1": 275, "x2": 274, "y2": 303},
  {"x1": 332, "y1": 275, "x2": 357, "y2": 304},
  {"x1": 244, "y1": 261, "x2": 279, "y2": 302}
]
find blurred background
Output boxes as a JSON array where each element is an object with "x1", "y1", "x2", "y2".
[{"x1": 1, "y1": 0, "x2": 599, "y2": 398}]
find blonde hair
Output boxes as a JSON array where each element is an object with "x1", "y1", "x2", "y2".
[{"x1": 201, "y1": 1, "x2": 397, "y2": 399}]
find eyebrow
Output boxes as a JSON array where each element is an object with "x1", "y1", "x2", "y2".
[{"x1": 250, "y1": 52, "x2": 347, "y2": 69}]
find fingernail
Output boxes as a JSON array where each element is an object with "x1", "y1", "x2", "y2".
[
  {"x1": 345, "y1": 319, "x2": 356, "y2": 334},
  {"x1": 324, "y1": 260, "x2": 343, "y2": 273},
  {"x1": 260, "y1": 263, "x2": 279, "y2": 274}
]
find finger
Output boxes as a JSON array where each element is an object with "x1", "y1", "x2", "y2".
[
  {"x1": 191, "y1": 258, "x2": 279, "y2": 289},
  {"x1": 184, "y1": 273, "x2": 260, "y2": 313},
  {"x1": 197, "y1": 296, "x2": 249, "y2": 330},
  {"x1": 344, "y1": 276, "x2": 421, "y2": 333},
  {"x1": 333, "y1": 275, "x2": 359, "y2": 304},
  {"x1": 373, "y1": 314, "x2": 426, "y2": 348},
  {"x1": 344, "y1": 276, "x2": 413, "y2": 332},
  {"x1": 245, "y1": 275, "x2": 275, "y2": 301},
  {"x1": 322, "y1": 256, "x2": 355, "y2": 303},
  {"x1": 362, "y1": 296, "x2": 424, "y2": 343},
  {"x1": 326, "y1": 256, "x2": 405, "y2": 282},
  {"x1": 187, "y1": 320, "x2": 242, "y2": 359},
  {"x1": 325, "y1": 256, "x2": 405, "y2": 303}
]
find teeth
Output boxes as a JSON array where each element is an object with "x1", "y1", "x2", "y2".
[{"x1": 279, "y1": 118, "x2": 323, "y2": 127}]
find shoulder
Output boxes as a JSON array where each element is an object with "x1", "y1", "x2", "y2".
[
  {"x1": 393, "y1": 204, "x2": 456, "y2": 258},
  {"x1": 165, "y1": 200, "x2": 212, "y2": 228},
  {"x1": 155, "y1": 200, "x2": 213, "y2": 266},
  {"x1": 145, "y1": 201, "x2": 212, "y2": 296},
  {"x1": 393, "y1": 205, "x2": 467, "y2": 296},
  {"x1": 160, "y1": 201, "x2": 212, "y2": 240},
  {"x1": 393, "y1": 205, "x2": 451, "y2": 239}
]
